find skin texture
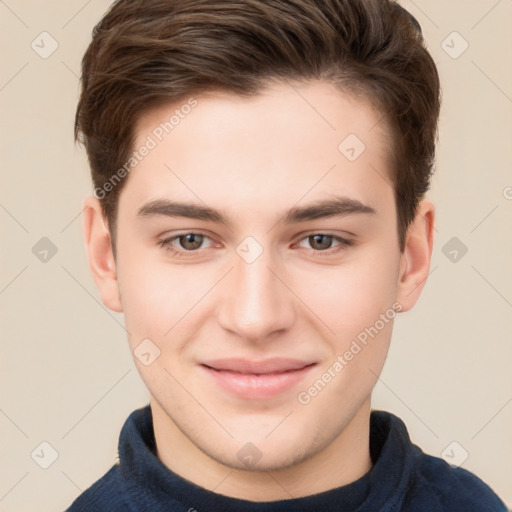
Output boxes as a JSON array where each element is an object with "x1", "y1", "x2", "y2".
[{"x1": 82, "y1": 80, "x2": 434, "y2": 501}]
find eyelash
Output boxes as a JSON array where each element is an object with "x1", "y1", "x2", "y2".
[{"x1": 157, "y1": 232, "x2": 354, "y2": 258}]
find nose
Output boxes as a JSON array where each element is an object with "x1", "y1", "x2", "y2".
[{"x1": 217, "y1": 245, "x2": 296, "y2": 342}]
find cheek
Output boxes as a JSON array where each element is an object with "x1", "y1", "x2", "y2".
[
  {"x1": 292, "y1": 253, "x2": 399, "y2": 338},
  {"x1": 300, "y1": 259, "x2": 399, "y2": 399},
  {"x1": 117, "y1": 249, "x2": 191, "y2": 340},
  {"x1": 117, "y1": 230, "x2": 400, "y2": 350}
]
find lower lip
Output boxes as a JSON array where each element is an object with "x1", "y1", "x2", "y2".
[{"x1": 200, "y1": 364, "x2": 316, "y2": 400}]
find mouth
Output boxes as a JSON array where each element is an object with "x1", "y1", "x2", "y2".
[{"x1": 199, "y1": 358, "x2": 317, "y2": 400}]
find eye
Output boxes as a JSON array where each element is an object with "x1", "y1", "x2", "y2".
[
  {"x1": 157, "y1": 231, "x2": 354, "y2": 259},
  {"x1": 296, "y1": 234, "x2": 354, "y2": 255},
  {"x1": 158, "y1": 232, "x2": 216, "y2": 256}
]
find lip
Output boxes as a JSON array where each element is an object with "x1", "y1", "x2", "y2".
[
  {"x1": 202, "y1": 357, "x2": 315, "y2": 374},
  {"x1": 200, "y1": 358, "x2": 317, "y2": 400}
]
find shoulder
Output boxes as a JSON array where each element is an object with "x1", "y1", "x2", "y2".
[
  {"x1": 370, "y1": 411, "x2": 507, "y2": 511},
  {"x1": 64, "y1": 465, "x2": 124, "y2": 512},
  {"x1": 406, "y1": 448, "x2": 508, "y2": 511}
]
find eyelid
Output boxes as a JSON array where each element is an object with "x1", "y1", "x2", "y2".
[
  {"x1": 293, "y1": 227, "x2": 356, "y2": 239},
  {"x1": 158, "y1": 231, "x2": 218, "y2": 250},
  {"x1": 293, "y1": 233, "x2": 354, "y2": 253}
]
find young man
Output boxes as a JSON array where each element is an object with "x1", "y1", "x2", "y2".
[{"x1": 66, "y1": 0, "x2": 508, "y2": 510}]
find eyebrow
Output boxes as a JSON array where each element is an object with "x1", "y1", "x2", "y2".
[{"x1": 136, "y1": 196, "x2": 376, "y2": 225}]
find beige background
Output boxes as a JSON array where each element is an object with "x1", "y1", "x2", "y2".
[{"x1": 1, "y1": 1, "x2": 511, "y2": 510}]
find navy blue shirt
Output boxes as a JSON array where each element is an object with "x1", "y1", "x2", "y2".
[{"x1": 65, "y1": 405, "x2": 507, "y2": 511}]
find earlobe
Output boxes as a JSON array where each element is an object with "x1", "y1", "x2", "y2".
[
  {"x1": 82, "y1": 196, "x2": 123, "y2": 313},
  {"x1": 396, "y1": 200, "x2": 435, "y2": 312}
]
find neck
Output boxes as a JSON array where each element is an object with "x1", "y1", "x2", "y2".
[{"x1": 151, "y1": 397, "x2": 373, "y2": 501}]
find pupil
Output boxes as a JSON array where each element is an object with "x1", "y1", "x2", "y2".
[
  {"x1": 311, "y1": 234, "x2": 331, "y2": 250},
  {"x1": 181, "y1": 234, "x2": 203, "y2": 250}
]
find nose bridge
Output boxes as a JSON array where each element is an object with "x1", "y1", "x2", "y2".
[{"x1": 218, "y1": 240, "x2": 294, "y2": 340}]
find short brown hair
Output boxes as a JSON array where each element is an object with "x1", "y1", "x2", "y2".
[{"x1": 75, "y1": 0, "x2": 441, "y2": 254}]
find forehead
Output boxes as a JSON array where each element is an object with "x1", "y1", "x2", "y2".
[{"x1": 121, "y1": 80, "x2": 393, "y2": 221}]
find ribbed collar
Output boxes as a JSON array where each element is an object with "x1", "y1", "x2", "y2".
[{"x1": 117, "y1": 405, "x2": 417, "y2": 512}]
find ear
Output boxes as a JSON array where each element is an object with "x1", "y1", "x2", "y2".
[
  {"x1": 82, "y1": 195, "x2": 123, "y2": 312},
  {"x1": 396, "y1": 199, "x2": 435, "y2": 312}
]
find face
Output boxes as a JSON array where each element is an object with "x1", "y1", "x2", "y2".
[{"x1": 88, "y1": 80, "x2": 430, "y2": 481}]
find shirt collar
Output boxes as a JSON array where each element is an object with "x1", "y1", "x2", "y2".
[{"x1": 117, "y1": 405, "x2": 416, "y2": 511}]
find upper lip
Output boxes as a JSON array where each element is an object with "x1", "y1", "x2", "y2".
[{"x1": 201, "y1": 358, "x2": 316, "y2": 375}]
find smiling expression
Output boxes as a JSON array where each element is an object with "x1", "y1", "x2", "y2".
[{"x1": 84, "y1": 79, "x2": 432, "y2": 498}]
